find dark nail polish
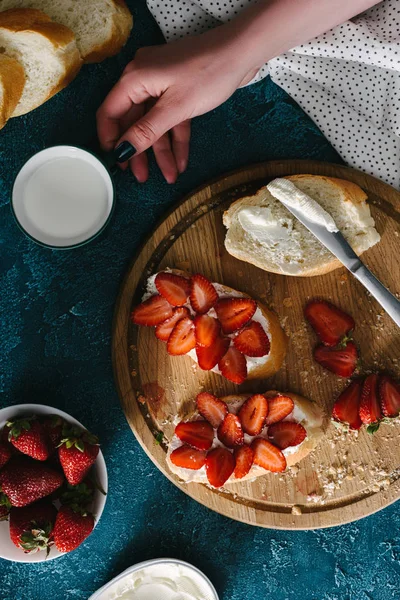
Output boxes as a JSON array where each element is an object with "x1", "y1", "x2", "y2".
[{"x1": 114, "y1": 141, "x2": 136, "y2": 163}]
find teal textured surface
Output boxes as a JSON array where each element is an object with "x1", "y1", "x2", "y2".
[{"x1": 0, "y1": 1, "x2": 399, "y2": 599}]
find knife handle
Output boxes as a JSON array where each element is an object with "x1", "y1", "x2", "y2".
[{"x1": 352, "y1": 264, "x2": 400, "y2": 327}]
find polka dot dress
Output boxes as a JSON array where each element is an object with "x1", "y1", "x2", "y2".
[{"x1": 147, "y1": 0, "x2": 400, "y2": 188}]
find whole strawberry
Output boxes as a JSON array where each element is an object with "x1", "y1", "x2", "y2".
[
  {"x1": 6, "y1": 417, "x2": 51, "y2": 461},
  {"x1": 0, "y1": 491, "x2": 11, "y2": 521},
  {"x1": 0, "y1": 442, "x2": 12, "y2": 469},
  {"x1": 53, "y1": 505, "x2": 94, "y2": 552},
  {"x1": 9, "y1": 501, "x2": 57, "y2": 555},
  {"x1": 0, "y1": 457, "x2": 64, "y2": 507},
  {"x1": 41, "y1": 415, "x2": 65, "y2": 450},
  {"x1": 58, "y1": 427, "x2": 99, "y2": 486}
]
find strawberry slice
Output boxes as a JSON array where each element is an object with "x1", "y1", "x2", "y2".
[
  {"x1": 217, "y1": 414, "x2": 244, "y2": 448},
  {"x1": 314, "y1": 341, "x2": 358, "y2": 378},
  {"x1": 205, "y1": 448, "x2": 235, "y2": 488},
  {"x1": 234, "y1": 445, "x2": 254, "y2": 479},
  {"x1": 305, "y1": 300, "x2": 355, "y2": 347},
  {"x1": 332, "y1": 379, "x2": 363, "y2": 429},
  {"x1": 175, "y1": 420, "x2": 214, "y2": 451},
  {"x1": 379, "y1": 374, "x2": 400, "y2": 418},
  {"x1": 264, "y1": 395, "x2": 294, "y2": 426},
  {"x1": 131, "y1": 295, "x2": 173, "y2": 326},
  {"x1": 170, "y1": 445, "x2": 207, "y2": 470},
  {"x1": 267, "y1": 422, "x2": 307, "y2": 450},
  {"x1": 359, "y1": 374, "x2": 382, "y2": 425},
  {"x1": 215, "y1": 298, "x2": 257, "y2": 334},
  {"x1": 233, "y1": 321, "x2": 270, "y2": 357},
  {"x1": 251, "y1": 438, "x2": 286, "y2": 472},
  {"x1": 189, "y1": 274, "x2": 218, "y2": 314},
  {"x1": 218, "y1": 346, "x2": 247, "y2": 384},
  {"x1": 196, "y1": 336, "x2": 230, "y2": 370},
  {"x1": 196, "y1": 392, "x2": 228, "y2": 428},
  {"x1": 194, "y1": 315, "x2": 220, "y2": 347},
  {"x1": 167, "y1": 317, "x2": 196, "y2": 355},
  {"x1": 155, "y1": 307, "x2": 190, "y2": 341},
  {"x1": 155, "y1": 272, "x2": 190, "y2": 306},
  {"x1": 238, "y1": 394, "x2": 268, "y2": 436}
]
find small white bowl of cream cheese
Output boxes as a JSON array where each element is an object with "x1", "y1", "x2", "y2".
[{"x1": 89, "y1": 558, "x2": 219, "y2": 600}]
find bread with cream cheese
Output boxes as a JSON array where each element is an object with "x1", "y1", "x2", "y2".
[{"x1": 223, "y1": 175, "x2": 381, "y2": 277}]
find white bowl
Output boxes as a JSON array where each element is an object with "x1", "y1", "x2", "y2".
[
  {"x1": 89, "y1": 558, "x2": 219, "y2": 600},
  {"x1": 0, "y1": 403, "x2": 108, "y2": 563}
]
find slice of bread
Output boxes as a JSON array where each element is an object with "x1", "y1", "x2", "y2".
[
  {"x1": 223, "y1": 175, "x2": 381, "y2": 277},
  {"x1": 166, "y1": 390, "x2": 324, "y2": 487},
  {"x1": 143, "y1": 269, "x2": 288, "y2": 381},
  {"x1": 0, "y1": 8, "x2": 82, "y2": 116},
  {"x1": 0, "y1": 54, "x2": 24, "y2": 128},
  {"x1": 0, "y1": 0, "x2": 133, "y2": 62}
]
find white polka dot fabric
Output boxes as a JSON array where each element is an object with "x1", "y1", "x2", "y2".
[{"x1": 147, "y1": 0, "x2": 400, "y2": 188}]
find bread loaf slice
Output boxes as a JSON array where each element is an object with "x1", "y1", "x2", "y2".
[
  {"x1": 223, "y1": 175, "x2": 381, "y2": 277},
  {"x1": 0, "y1": 8, "x2": 82, "y2": 116},
  {"x1": 0, "y1": 0, "x2": 133, "y2": 62},
  {"x1": 0, "y1": 54, "x2": 24, "y2": 128}
]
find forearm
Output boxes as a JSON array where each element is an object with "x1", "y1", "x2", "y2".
[{"x1": 223, "y1": 0, "x2": 381, "y2": 70}]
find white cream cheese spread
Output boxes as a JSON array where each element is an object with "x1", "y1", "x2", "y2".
[
  {"x1": 238, "y1": 206, "x2": 292, "y2": 244},
  {"x1": 267, "y1": 178, "x2": 339, "y2": 233},
  {"x1": 99, "y1": 562, "x2": 215, "y2": 600}
]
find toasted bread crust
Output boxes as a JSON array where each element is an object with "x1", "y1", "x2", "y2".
[
  {"x1": 0, "y1": 55, "x2": 25, "y2": 129},
  {"x1": 224, "y1": 174, "x2": 373, "y2": 277},
  {"x1": 83, "y1": 0, "x2": 133, "y2": 63}
]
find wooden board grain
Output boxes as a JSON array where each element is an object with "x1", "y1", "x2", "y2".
[{"x1": 112, "y1": 160, "x2": 400, "y2": 529}]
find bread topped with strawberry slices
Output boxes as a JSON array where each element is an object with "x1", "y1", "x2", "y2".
[
  {"x1": 166, "y1": 390, "x2": 324, "y2": 488},
  {"x1": 131, "y1": 269, "x2": 288, "y2": 383}
]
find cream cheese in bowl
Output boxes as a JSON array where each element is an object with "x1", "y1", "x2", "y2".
[{"x1": 90, "y1": 559, "x2": 218, "y2": 600}]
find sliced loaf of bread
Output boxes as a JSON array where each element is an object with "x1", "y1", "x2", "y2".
[
  {"x1": 223, "y1": 175, "x2": 381, "y2": 277},
  {"x1": 0, "y1": 0, "x2": 133, "y2": 62},
  {"x1": 0, "y1": 54, "x2": 24, "y2": 128},
  {"x1": 0, "y1": 8, "x2": 82, "y2": 116}
]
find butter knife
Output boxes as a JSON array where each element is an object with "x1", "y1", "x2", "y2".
[{"x1": 267, "y1": 182, "x2": 400, "y2": 328}]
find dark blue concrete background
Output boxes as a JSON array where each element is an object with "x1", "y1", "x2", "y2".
[{"x1": 0, "y1": 2, "x2": 399, "y2": 599}]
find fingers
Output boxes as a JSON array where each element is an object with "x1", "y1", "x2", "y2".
[
  {"x1": 171, "y1": 120, "x2": 191, "y2": 174},
  {"x1": 152, "y1": 132, "x2": 178, "y2": 184},
  {"x1": 130, "y1": 153, "x2": 149, "y2": 183},
  {"x1": 115, "y1": 93, "x2": 188, "y2": 156}
]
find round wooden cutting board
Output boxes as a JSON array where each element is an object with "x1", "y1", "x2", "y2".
[{"x1": 112, "y1": 160, "x2": 400, "y2": 529}]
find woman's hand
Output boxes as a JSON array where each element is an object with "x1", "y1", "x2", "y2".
[{"x1": 96, "y1": 26, "x2": 259, "y2": 183}]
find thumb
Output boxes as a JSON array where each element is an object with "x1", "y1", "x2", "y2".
[{"x1": 115, "y1": 93, "x2": 186, "y2": 160}]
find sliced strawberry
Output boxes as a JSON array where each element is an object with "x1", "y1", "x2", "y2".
[
  {"x1": 314, "y1": 341, "x2": 358, "y2": 378},
  {"x1": 196, "y1": 392, "x2": 228, "y2": 428},
  {"x1": 155, "y1": 307, "x2": 190, "y2": 341},
  {"x1": 167, "y1": 317, "x2": 196, "y2": 355},
  {"x1": 189, "y1": 274, "x2": 218, "y2": 314},
  {"x1": 170, "y1": 445, "x2": 207, "y2": 470},
  {"x1": 217, "y1": 414, "x2": 244, "y2": 448},
  {"x1": 264, "y1": 395, "x2": 294, "y2": 426},
  {"x1": 196, "y1": 336, "x2": 230, "y2": 370},
  {"x1": 234, "y1": 445, "x2": 254, "y2": 479},
  {"x1": 251, "y1": 438, "x2": 287, "y2": 473},
  {"x1": 267, "y1": 422, "x2": 307, "y2": 450},
  {"x1": 194, "y1": 314, "x2": 220, "y2": 348},
  {"x1": 379, "y1": 375, "x2": 400, "y2": 418},
  {"x1": 359, "y1": 374, "x2": 382, "y2": 425},
  {"x1": 238, "y1": 394, "x2": 268, "y2": 436},
  {"x1": 215, "y1": 298, "x2": 256, "y2": 334},
  {"x1": 205, "y1": 448, "x2": 235, "y2": 488},
  {"x1": 332, "y1": 379, "x2": 363, "y2": 429},
  {"x1": 218, "y1": 346, "x2": 247, "y2": 384},
  {"x1": 233, "y1": 321, "x2": 270, "y2": 357},
  {"x1": 155, "y1": 272, "x2": 190, "y2": 306},
  {"x1": 131, "y1": 294, "x2": 173, "y2": 326},
  {"x1": 305, "y1": 300, "x2": 355, "y2": 347},
  {"x1": 175, "y1": 420, "x2": 213, "y2": 451}
]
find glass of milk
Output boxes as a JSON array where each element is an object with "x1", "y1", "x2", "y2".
[{"x1": 11, "y1": 145, "x2": 115, "y2": 248}]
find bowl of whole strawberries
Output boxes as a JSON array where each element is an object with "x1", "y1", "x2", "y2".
[{"x1": 0, "y1": 404, "x2": 107, "y2": 562}]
